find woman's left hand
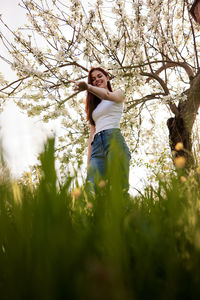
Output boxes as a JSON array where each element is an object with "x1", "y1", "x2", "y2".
[{"x1": 73, "y1": 81, "x2": 88, "y2": 92}]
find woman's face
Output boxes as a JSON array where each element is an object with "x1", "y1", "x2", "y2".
[{"x1": 90, "y1": 70, "x2": 109, "y2": 89}]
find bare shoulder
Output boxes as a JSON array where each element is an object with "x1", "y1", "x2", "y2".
[
  {"x1": 116, "y1": 89, "x2": 125, "y2": 101},
  {"x1": 108, "y1": 89, "x2": 125, "y2": 102}
]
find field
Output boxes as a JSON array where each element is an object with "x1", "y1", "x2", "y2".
[{"x1": 1, "y1": 139, "x2": 200, "y2": 300}]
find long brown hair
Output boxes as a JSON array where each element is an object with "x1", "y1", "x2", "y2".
[{"x1": 85, "y1": 67, "x2": 113, "y2": 125}]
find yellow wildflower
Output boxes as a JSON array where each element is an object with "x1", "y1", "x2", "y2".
[
  {"x1": 98, "y1": 180, "x2": 106, "y2": 188},
  {"x1": 174, "y1": 156, "x2": 186, "y2": 168},
  {"x1": 175, "y1": 142, "x2": 184, "y2": 151},
  {"x1": 71, "y1": 187, "x2": 81, "y2": 199},
  {"x1": 86, "y1": 202, "x2": 93, "y2": 209},
  {"x1": 180, "y1": 176, "x2": 187, "y2": 183}
]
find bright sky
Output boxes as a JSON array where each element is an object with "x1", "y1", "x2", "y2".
[{"x1": 0, "y1": 0, "x2": 55, "y2": 176}]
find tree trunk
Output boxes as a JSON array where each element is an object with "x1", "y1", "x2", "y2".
[
  {"x1": 167, "y1": 71, "x2": 200, "y2": 169},
  {"x1": 167, "y1": 114, "x2": 193, "y2": 168}
]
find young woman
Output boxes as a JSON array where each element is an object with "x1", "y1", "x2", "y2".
[{"x1": 73, "y1": 67, "x2": 131, "y2": 194}]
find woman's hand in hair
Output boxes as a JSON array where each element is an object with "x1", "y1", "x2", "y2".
[{"x1": 73, "y1": 81, "x2": 88, "y2": 92}]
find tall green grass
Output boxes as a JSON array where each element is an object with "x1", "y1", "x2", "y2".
[{"x1": 1, "y1": 138, "x2": 200, "y2": 299}]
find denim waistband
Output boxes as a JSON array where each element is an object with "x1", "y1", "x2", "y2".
[{"x1": 93, "y1": 128, "x2": 120, "y2": 142}]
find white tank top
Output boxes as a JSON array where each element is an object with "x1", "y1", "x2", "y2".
[{"x1": 92, "y1": 100, "x2": 123, "y2": 134}]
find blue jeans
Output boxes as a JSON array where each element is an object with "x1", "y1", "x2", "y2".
[{"x1": 86, "y1": 128, "x2": 131, "y2": 194}]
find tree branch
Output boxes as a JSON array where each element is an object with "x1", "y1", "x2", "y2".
[
  {"x1": 125, "y1": 92, "x2": 166, "y2": 111},
  {"x1": 146, "y1": 61, "x2": 194, "y2": 82},
  {"x1": 0, "y1": 76, "x2": 29, "y2": 93},
  {"x1": 0, "y1": 62, "x2": 88, "y2": 94},
  {"x1": 141, "y1": 72, "x2": 170, "y2": 94}
]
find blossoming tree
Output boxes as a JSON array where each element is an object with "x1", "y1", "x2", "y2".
[{"x1": 0, "y1": 0, "x2": 200, "y2": 173}]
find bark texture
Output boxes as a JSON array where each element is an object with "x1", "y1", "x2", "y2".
[{"x1": 167, "y1": 71, "x2": 200, "y2": 168}]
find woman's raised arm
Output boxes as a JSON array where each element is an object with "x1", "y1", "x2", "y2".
[
  {"x1": 73, "y1": 81, "x2": 125, "y2": 103},
  {"x1": 87, "y1": 85, "x2": 125, "y2": 103}
]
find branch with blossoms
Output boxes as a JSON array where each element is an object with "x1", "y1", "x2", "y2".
[
  {"x1": 125, "y1": 93, "x2": 167, "y2": 111},
  {"x1": 146, "y1": 61, "x2": 194, "y2": 82}
]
